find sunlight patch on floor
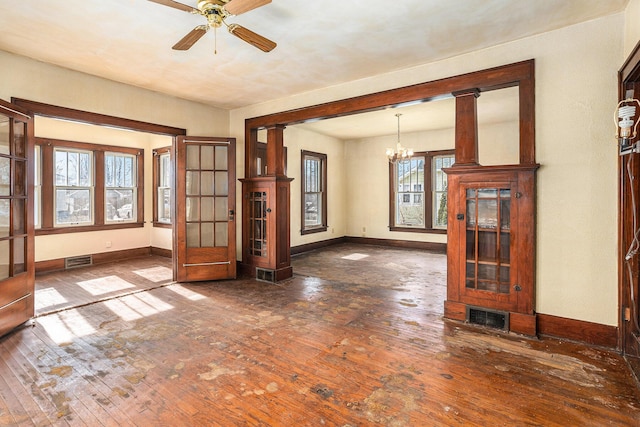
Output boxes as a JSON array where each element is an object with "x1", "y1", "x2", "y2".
[
  {"x1": 167, "y1": 284, "x2": 207, "y2": 300},
  {"x1": 35, "y1": 287, "x2": 68, "y2": 310},
  {"x1": 132, "y1": 266, "x2": 173, "y2": 283},
  {"x1": 341, "y1": 253, "x2": 369, "y2": 261},
  {"x1": 37, "y1": 309, "x2": 96, "y2": 344},
  {"x1": 103, "y1": 292, "x2": 174, "y2": 321},
  {"x1": 76, "y1": 275, "x2": 135, "y2": 296}
]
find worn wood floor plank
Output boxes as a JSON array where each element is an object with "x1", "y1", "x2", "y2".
[{"x1": 0, "y1": 247, "x2": 638, "y2": 425}]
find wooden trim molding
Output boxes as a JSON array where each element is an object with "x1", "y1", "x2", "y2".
[
  {"x1": 12, "y1": 98, "x2": 186, "y2": 136},
  {"x1": 537, "y1": 313, "x2": 618, "y2": 349},
  {"x1": 35, "y1": 247, "x2": 171, "y2": 275},
  {"x1": 345, "y1": 236, "x2": 446, "y2": 253},
  {"x1": 290, "y1": 237, "x2": 348, "y2": 256}
]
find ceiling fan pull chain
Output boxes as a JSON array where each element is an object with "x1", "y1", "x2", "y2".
[{"x1": 214, "y1": 26, "x2": 218, "y2": 55}]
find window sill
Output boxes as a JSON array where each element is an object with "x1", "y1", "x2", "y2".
[
  {"x1": 301, "y1": 226, "x2": 328, "y2": 235},
  {"x1": 36, "y1": 222, "x2": 144, "y2": 236},
  {"x1": 153, "y1": 222, "x2": 172, "y2": 229},
  {"x1": 388, "y1": 226, "x2": 447, "y2": 234}
]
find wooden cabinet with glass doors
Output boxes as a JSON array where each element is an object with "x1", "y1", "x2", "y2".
[{"x1": 444, "y1": 165, "x2": 538, "y2": 335}]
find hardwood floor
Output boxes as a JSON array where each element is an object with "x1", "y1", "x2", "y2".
[{"x1": 1, "y1": 245, "x2": 639, "y2": 426}]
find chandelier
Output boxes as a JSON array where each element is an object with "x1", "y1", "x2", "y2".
[{"x1": 385, "y1": 113, "x2": 413, "y2": 163}]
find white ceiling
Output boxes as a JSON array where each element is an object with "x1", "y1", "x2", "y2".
[{"x1": 0, "y1": 0, "x2": 628, "y2": 138}]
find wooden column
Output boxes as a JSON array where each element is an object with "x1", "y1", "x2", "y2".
[
  {"x1": 266, "y1": 124, "x2": 286, "y2": 177},
  {"x1": 454, "y1": 89, "x2": 480, "y2": 166},
  {"x1": 239, "y1": 123, "x2": 293, "y2": 281}
]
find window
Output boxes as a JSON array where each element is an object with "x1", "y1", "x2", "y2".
[
  {"x1": 301, "y1": 150, "x2": 327, "y2": 234},
  {"x1": 389, "y1": 150, "x2": 454, "y2": 232},
  {"x1": 105, "y1": 152, "x2": 136, "y2": 222},
  {"x1": 35, "y1": 137, "x2": 143, "y2": 234},
  {"x1": 153, "y1": 147, "x2": 172, "y2": 226},
  {"x1": 54, "y1": 148, "x2": 93, "y2": 226}
]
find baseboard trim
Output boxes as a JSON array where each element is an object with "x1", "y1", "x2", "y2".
[
  {"x1": 537, "y1": 313, "x2": 618, "y2": 349},
  {"x1": 36, "y1": 246, "x2": 171, "y2": 275},
  {"x1": 345, "y1": 236, "x2": 446, "y2": 253},
  {"x1": 290, "y1": 237, "x2": 347, "y2": 256}
]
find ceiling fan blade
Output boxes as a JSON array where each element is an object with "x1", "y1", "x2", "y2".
[
  {"x1": 148, "y1": 0, "x2": 198, "y2": 13},
  {"x1": 223, "y1": 0, "x2": 271, "y2": 16},
  {"x1": 228, "y1": 24, "x2": 276, "y2": 52},
  {"x1": 172, "y1": 25, "x2": 208, "y2": 50}
]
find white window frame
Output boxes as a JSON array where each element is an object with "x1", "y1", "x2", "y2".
[
  {"x1": 53, "y1": 148, "x2": 94, "y2": 227},
  {"x1": 105, "y1": 152, "x2": 137, "y2": 223}
]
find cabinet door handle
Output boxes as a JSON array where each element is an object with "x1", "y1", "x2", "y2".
[
  {"x1": 514, "y1": 284, "x2": 522, "y2": 292},
  {"x1": 229, "y1": 209, "x2": 235, "y2": 221},
  {"x1": 266, "y1": 208, "x2": 272, "y2": 213},
  {"x1": 456, "y1": 213, "x2": 464, "y2": 221}
]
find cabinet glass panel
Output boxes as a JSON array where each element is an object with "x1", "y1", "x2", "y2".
[
  {"x1": 0, "y1": 240, "x2": 8, "y2": 280},
  {"x1": 201, "y1": 146, "x2": 214, "y2": 170},
  {"x1": 0, "y1": 116, "x2": 9, "y2": 156},
  {"x1": 201, "y1": 223, "x2": 214, "y2": 247},
  {"x1": 13, "y1": 237, "x2": 25, "y2": 275},
  {"x1": 215, "y1": 146, "x2": 228, "y2": 170},
  {"x1": 186, "y1": 223, "x2": 199, "y2": 248},
  {"x1": 249, "y1": 191, "x2": 267, "y2": 257},
  {"x1": 186, "y1": 145, "x2": 199, "y2": 169},
  {"x1": 201, "y1": 171, "x2": 214, "y2": 195},
  {"x1": 215, "y1": 222, "x2": 228, "y2": 246},
  {"x1": 0, "y1": 199, "x2": 9, "y2": 238},
  {"x1": 465, "y1": 186, "x2": 511, "y2": 294}
]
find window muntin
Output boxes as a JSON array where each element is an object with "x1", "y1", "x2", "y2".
[
  {"x1": 54, "y1": 148, "x2": 93, "y2": 226},
  {"x1": 301, "y1": 150, "x2": 327, "y2": 234},
  {"x1": 105, "y1": 152, "x2": 137, "y2": 222},
  {"x1": 390, "y1": 150, "x2": 454, "y2": 232}
]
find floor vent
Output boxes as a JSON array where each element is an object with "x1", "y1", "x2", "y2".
[
  {"x1": 65, "y1": 255, "x2": 93, "y2": 269},
  {"x1": 256, "y1": 267, "x2": 276, "y2": 283},
  {"x1": 466, "y1": 306, "x2": 509, "y2": 330}
]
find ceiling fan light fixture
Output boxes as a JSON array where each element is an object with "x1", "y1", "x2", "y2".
[{"x1": 228, "y1": 23, "x2": 276, "y2": 52}]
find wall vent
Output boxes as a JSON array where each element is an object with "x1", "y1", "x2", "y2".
[
  {"x1": 256, "y1": 267, "x2": 276, "y2": 283},
  {"x1": 65, "y1": 255, "x2": 93, "y2": 269},
  {"x1": 466, "y1": 306, "x2": 509, "y2": 330}
]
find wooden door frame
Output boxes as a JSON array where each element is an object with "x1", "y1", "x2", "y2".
[{"x1": 618, "y1": 40, "x2": 640, "y2": 375}]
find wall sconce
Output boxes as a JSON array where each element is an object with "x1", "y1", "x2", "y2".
[
  {"x1": 616, "y1": 98, "x2": 640, "y2": 155},
  {"x1": 386, "y1": 113, "x2": 413, "y2": 163}
]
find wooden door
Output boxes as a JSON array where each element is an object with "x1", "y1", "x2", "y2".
[
  {"x1": 174, "y1": 136, "x2": 236, "y2": 282},
  {"x1": 0, "y1": 99, "x2": 34, "y2": 337}
]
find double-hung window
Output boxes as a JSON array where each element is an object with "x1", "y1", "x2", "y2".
[
  {"x1": 153, "y1": 147, "x2": 172, "y2": 225},
  {"x1": 105, "y1": 152, "x2": 136, "y2": 222},
  {"x1": 54, "y1": 148, "x2": 93, "y2": 226},
  {"x1": 35, "y1": 137, "x2": 143, "y2": 233},
  {"x1": 301, "y1": 150, "x2": 327, "y2": 234},
  {"x1": 389, "y1": 150, "x2": 454, "y2": 232}
]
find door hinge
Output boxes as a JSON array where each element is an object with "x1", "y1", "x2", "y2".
[{"x1": 624, "y1": 306, "x2": 631, "y2": 321}]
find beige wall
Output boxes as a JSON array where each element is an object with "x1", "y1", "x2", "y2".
[
  {"x1": 232, "y1": 13, "x2": 624, "y2": 326},
  {"x1": 625, "y1": 0, "x2": 640, "y2": 57},
  {"x1": 0, "y1": 50, "x2": 229, "y2": 261}
]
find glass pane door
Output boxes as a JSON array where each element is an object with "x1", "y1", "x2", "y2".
[
  {"x1": 465, "y1": 187, "x2": 511, "y2": 294},
  {"x1": 0, "y1": 99, "x2": 34, "y2": 338}
]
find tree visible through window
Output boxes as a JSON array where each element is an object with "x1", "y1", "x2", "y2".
[
  {"x1": 301, "y1": 150, "x2": 327, "y2": 234},
  {"x1": 35, "y1": 137, "x2": 143, "y2": 232},
  {"x1": 54, "y1": 148, "x2": 92, "y2": 226},
  {"x1": 389, "y1": 150, "x2": 454, "y2": 232},
  {"x1": 105, "y1": 152, "x2": 136, "y2": 222}
]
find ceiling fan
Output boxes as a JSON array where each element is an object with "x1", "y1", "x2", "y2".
[{"x1": 149, "y1": 0, "x2": 276, "y2": 52}]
